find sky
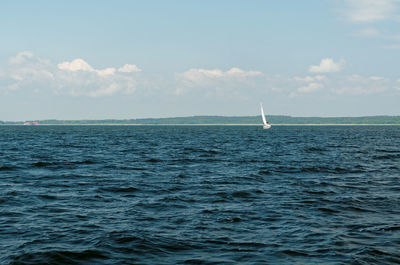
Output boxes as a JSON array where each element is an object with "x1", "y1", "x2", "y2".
[{"x1": 1, "y1": 0, "x2": 400, "y2": 120}]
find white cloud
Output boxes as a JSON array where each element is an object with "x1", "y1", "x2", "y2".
[
  {"x1": 343, "y1": 0, "x2": 398, "y2": 23},
  {"x1": 58, "y1": 59, "x2": 144, "y2": 77},
  {"x1": 226, "y1": 67, "x2": 262, "y2": 77},
  {"x1": 2, "y1": 52, "x2": 395, "y2": 100},
  {"x1": 309, "y1": 58, "x2": 344, "y2": 73},
  {"x1": 176, "y1": 67, "x2": 262, "y2": 95},
  {"x1": 2, "y1": 51, "x2": 142, "y2": 97},
  {"x1": 86, "y1": 83, "x2": 119, "y2": 97},
  {"x1": 346, "y1": 74, "x2": 362, "y2": 82},
  {"x1": 334, "y1": 85, "x2": 386, "y2": 94},
  {"x1": 290, "y1": 82, "x2": 324, "y2": 97},
  {"x1": 9, "y1": 51, "x2": 35, "y2": 64},
  {"x1": 58, "y1": 59, "x2": 94, "y2": 72},
  {"x1": 332, "y1": 74, "x2": 388, "y2": 95},
  {"x1": 294, "y1": 75, "x2": 326, "y2": 82},
  {"x1": 1, "y1": 52, "x2": 54, "y2": 92},
  {"x1": 58, "y1": 59, "x2": 141, "y2": 77},
  {"x1": 96, "y1": 67, "x2": 116, "y2": 76},
  {"x1": 369, "y1": 76, "x2": 384, "y2": 81},
  {"x1": 182, "y1": 68, "x2": 223, "y2": 81},
  {"x1": 298, "y1": 82, "x2": 323, "y2": 93},
  {"x1": 118, "y1": 64, "x2": 141, "y2": 73},
  {"x1": 181, "y1": 67, "x2": 261, "y2": 82}
]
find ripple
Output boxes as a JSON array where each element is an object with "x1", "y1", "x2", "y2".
[
  {"x1": 99, "y1": 186, "x2": 140, "y2": 193},
  {"x1": 373, "y1": 154, "x2": 400, "y2": 160},
  {"x1": 1, "y1": 125, "x2": 399, "y2": 264},
  {"x1": 0, "y1": 165, "x2": 19, "y2": 171},
  {"x1": 10, "y1": 249, "x2": 108, "y2": 265}
]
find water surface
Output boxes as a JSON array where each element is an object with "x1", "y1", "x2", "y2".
[{"x1": 1, "y1": 126, "x2": 399, "y2": 264}]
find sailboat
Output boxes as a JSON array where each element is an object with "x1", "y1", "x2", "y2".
[{"x1": 260, "y1": 103, "x2": 271, "y2": 129}]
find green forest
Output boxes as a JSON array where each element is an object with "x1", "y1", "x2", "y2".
[{"x1": 2, "y1": 115, "x2": 400, "y2": 125}]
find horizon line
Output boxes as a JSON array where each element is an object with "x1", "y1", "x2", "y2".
[{"x1": 1, "y1": 114, "x2": 400, "y2": 123}]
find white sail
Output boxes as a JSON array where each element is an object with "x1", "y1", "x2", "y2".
[
  {"x1": 260, "y1": 104, "x2": 267, "y2": 125},
  {"x1": 260, "y1": 103, "x2": 271, "y2": 129}
]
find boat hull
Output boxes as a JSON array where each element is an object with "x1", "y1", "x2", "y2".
[{"x1": 263, "y1": 124, "x2": 271, "y2": 129}]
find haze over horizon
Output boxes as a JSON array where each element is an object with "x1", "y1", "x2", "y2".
[{"x1": 1, "y1": 0, "x2": 400, "y2": 120}]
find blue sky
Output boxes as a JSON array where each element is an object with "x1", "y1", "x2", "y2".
[{"x1": 1, "y1": 0, "x2": 400, "y2": 120}]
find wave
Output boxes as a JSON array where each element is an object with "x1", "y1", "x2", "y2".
[
  {"x1": 0, "y1": 165, "x2": 19, "y2": 171},
  {"x1": 32, "y1": 160, "x2": 97, "y2": 168},
  {"x1": 33, "y1": 161, "x2": 58, "y2": 167},
  {"x1": 317, "y1": 207, "x2": 339, "y2": 213},
  {"x1": 38, "y1": 194, "x2": 58, "y2": 200},
  {"x1": 373, "y1": 154, "x2": 400, "y2": 160},
  {"x1": 105, "y1": 232, "x2": 200, "y2": 254},
  {"x1": 10, "y1": 249, "x2": 107, "y2": 265},
  {"x1": 351, "y1": 247, "x2": 400, "y2": 264},
  {"x1": 267, "y1": 165, "x2": 366, "y2": 174},
  {"x1": 375, "y1": 148, "x2": 400, "y2": 153},
  {"x1": 280, "y1": 249, "x2": 310, "y2": 257},
  {"x1": 305, "y1": 147, "x2": 327, "y2": 152},
  {"x1": 103, "y1": 165, "x2": 146, "y2": 170},
  {"x1": 99, "y1": 186, "x2": 139, "y2": 193},
  {"x1": 145, "y1": 158, "x2": 162, "y2": 163}
]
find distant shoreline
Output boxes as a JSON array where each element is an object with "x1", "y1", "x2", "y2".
[
  {"x1": 2, "y1": 115, "x2": 400, "y2": 125},
  {"x1": 2, "y1": 123, "x2": 400, "y2": 126}
]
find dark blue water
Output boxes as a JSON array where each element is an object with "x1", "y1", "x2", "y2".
[{"x1": 1, "y1": 125, "x2": 400, "y2": 264}]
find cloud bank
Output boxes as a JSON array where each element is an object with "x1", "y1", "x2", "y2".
[
  {"x1": 181, "y1": 67, "x2": 262, "y2": 82},
  {"x1": 0, "y1": 52, "x2": 397, "y2": 100},
  {"x1": 2, "y1": 52, "x2": 142, "y2": 97},
  {"x1": 343, "y1": 0, "x2": 398, "y2": 23},
  {"x1": 175, "y1": 67, "x2": 263, "y2": 96}
]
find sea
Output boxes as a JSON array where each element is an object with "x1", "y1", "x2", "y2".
[{"x1": 0, "y1": 125, "x2": 399, "y2": 264}]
